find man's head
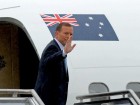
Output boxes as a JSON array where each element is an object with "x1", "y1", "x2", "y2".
[{"x1": 55, "y1": 22, "x2": 73, "y2": 46}]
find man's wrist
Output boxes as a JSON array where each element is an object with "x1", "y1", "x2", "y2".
[{"x1": 62, "y1": 49, "x2": 67, "y2": 57}]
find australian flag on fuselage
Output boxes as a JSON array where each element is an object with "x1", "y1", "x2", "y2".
[{"x1": 41, "y1": 14, "x2": 119, "y2": 41}]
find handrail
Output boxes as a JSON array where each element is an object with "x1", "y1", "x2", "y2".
[
  {"x1": 31, "y1": 89, "x2": 45, "y2": 105},
  {"x1": 0, "y1": 89, "x2": 45, "y2": 105},
  {"x1": 0, "y1": 89, "x2": 31, "y2": 95},
  {"x1": 76, "y1": 89, "x2": 140, "y2": 105}
]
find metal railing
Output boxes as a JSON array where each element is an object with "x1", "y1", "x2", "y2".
[
  {"x1": 0, "y1": 89, "x2": 44, "y2": 105},
  {"x1": 76, "y1": 89, "x2": 140, "y2": 105}
]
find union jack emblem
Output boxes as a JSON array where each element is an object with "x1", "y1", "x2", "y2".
[{"x1": 41, "y1": 14, "x2": 79, "y2": 26}]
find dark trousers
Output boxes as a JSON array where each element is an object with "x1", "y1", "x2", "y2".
[{"x1": 40, "y1": 82, "x2": 68, "y2": 105}]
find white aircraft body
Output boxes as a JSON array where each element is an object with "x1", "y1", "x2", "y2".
[{"x1": 0, "y1": 0, "x2": 140, "y2": 105}]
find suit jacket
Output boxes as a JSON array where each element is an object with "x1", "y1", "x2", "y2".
[{"x1": 35, "y1": 39, "x2": 69, "y2": 105}]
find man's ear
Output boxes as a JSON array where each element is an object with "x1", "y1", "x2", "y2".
[
  {"x1": 54, "y1": 31, "x2": 57, "y2": 37},
  {"x1": 55, "y1": 31, "x2": 59, "y2": 36}
]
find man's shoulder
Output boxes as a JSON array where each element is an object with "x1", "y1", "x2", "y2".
[
  {"x1": 44, "y1": 39, "x2": 59, "y2": 50},
  {"x1": 47, "y1": 39, "x2": 58, "y2": 47}
]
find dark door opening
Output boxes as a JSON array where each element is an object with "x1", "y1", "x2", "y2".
[{"x1": 0, "y1": 21, "x2": 39, "y2": 89}]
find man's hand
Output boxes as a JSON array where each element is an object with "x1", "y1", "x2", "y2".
[{"x1": 64, "y1": 36, "x2": 76, "y2": 54}]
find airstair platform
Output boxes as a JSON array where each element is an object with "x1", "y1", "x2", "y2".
[
  {"x1": 0, "y1": 89, "x2": 44, "y2": 105},
  {"x1": 74, "y1": 89, "x2": 140, "y2": 105}
]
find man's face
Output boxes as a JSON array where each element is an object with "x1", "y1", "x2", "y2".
[{"x1": 55, "y1": 26, "x2": 73, "y2": 46}]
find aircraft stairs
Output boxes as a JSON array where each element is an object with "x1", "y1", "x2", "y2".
[
  {"x1": 74, "y1": 89, "x2": 140, "y2": 105},
  {"x1": 0, "y1": 89, "x2": 44, "y2": 105}
]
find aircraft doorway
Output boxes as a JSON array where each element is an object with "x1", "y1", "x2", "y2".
[{"x1": 0, "y1": 21, "x2": 39, "y2": 89}]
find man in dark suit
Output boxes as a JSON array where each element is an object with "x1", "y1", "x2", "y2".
[{"x1": 35, "y1": 22, "x2": 76, "y2": 105}]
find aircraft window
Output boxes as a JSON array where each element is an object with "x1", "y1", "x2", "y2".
[
  {"x1": 74, "y1": 98, "x2": 133, "y2": 105},
  {"x1": 89, "y1": 82, "x2": 109, "y2": 93},
  {"x1": 126, "y1": 82, "x2": 140, "y2": 98},
  {"x1": 88, "y1": 82, "x2": 110, "y2": 101}
]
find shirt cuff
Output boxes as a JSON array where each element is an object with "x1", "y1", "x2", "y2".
[{"x1": 62, "y1": 49, "x2": 67, "y2": 57}]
